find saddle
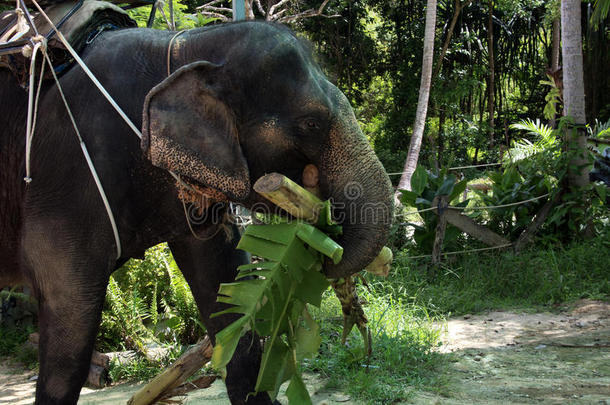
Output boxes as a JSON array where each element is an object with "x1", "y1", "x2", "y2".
[{"x1": 0, "y1": 0, "x2": 137, "y2": 86}]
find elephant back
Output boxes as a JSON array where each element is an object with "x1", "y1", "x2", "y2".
[{"x1": 0, "y1": 0, "x2": 136, "y2": 86}]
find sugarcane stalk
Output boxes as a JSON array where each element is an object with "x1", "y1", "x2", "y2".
[{"x1": 253, "y1": 173, "x2": 325, "y2": 223}]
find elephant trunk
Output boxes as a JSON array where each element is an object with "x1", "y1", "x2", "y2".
[{"x1": 318, "y1": 95, "x2": 393, "y2": 279}]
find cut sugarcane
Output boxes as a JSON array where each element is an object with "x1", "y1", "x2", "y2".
[{"x1": 254, "y1": 173, "x2": 325, "y2": 223}]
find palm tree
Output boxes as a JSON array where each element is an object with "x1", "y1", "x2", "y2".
[
  {"x1": 561, "y1": 0, "x2": 589, "y2": 190},
  {"x1": 397, "y1": 0, "x2": 438, "y2": 192}
]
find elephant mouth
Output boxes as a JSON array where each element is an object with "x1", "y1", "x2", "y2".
[{"x1": 173, "y1": 163, "x2": 388, "y2": 279}]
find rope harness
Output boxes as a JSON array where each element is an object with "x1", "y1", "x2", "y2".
[
  {"x1": 13, "y1": 0, "x2": 238, "y2": 256},
  {"x1": 17, "y1": 0, "x2": 146, "y2": 260}
]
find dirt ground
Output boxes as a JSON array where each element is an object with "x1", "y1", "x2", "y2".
[{"x1": 1, "y1": 299, "x2": 608, "y2": 404}]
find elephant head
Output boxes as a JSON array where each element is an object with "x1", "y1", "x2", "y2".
[{"x1": 141, "y1": 22, "x2": 393, "y2": 278}]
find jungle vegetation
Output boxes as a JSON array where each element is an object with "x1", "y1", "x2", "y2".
[{"x1": 1, "y1": 0, "x2": 609, "y2": 403}]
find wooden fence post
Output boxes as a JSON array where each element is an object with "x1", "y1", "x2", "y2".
[{"x1": 430, "y1": 196, "x2": 449, "y2": 277}]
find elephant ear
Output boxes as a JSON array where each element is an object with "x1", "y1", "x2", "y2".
[{"x1": 142, "y1": 61, "x2": 250, "y2": 201}]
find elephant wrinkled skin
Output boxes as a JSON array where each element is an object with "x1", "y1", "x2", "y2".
[{"x1": 0, "y1": 21, "x2": 392, "y2": 404}]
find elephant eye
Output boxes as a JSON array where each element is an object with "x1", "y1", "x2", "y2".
[{"x1": 305, "y1": 119, "x2": 320, "y2": 130}]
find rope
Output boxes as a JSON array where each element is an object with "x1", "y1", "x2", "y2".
[
  {"x1": 167, "y1": 30, "x2": 186, "y2": 77},
  {"x1": 43, "y1": 51, "x2": 123, "y2": 260},
  {"x1": 387, "y1": 162, "x2": 502, "y2": 176},
  {"x1": 181, "y1": 197, "x2": 224, "y2": 242},
  {"x1": 404, "y1": 243, "x2": 513, "y2": 260},
  {"x1": 24, "y1": 37, "x2": 46, "y2": 183},
  {"x1": 456, "y1": 193, "x2": 550, "y2": 211},
  {"x1": 29, "y1": 0, "x2": 143, "y2": 140},
  {"x1": 447, "y1": 162, "x2": 502, "y2": 171},
  {"x1": 395, "y1": 194, "x2": 551, "y2": 217}
]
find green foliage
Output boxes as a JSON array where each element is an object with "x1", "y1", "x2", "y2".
[
  {"x1": 211, "y1": 215, "x2": 342, "y2": 403},
  {"x1": 127, "y1": 0, "x2": 217, "y2": 29},
  {"x1": 108, "y1": 344, "x2": 184, "y2": 383},
  {"x1": 391, "y1": 229, "x2": 610, "y2": 315},
  {"x1": 500, "y1": 117, "x2": 607, "y2": 237},
  {"x1": 0, "y1": 324, "x2": 36, "y2": 365},
  {"x1": 398, "y1": 166, "x2": 468, "y2": 253},
  {"x1": 472, "y1": 166, "x2": 550, "y2": 237},
  {"x1": 507, "y1": 119, "x2": 559, "y2": 163},
  {"x1": 540, "y1": 76, "x2": 562, "y2": 121},
  {"x1": 97, "y1": 244, "x2": 204, "y2": 353},
  {"x1": 590, "y1": 0, "x2": 610, "y2": 29},
  {"x1": 588, "y1": 118, "x2": 610, "y2": 140}
]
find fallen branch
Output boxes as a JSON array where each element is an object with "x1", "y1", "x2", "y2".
[
  {"x1": 127, "y1": 336, "x2": 213, "y2": 405},
  {"x1": 513, "y1": 192, "x2": 560, "y2": 252},
  {"x1": 432, "y1": 208, "x2": 510, "y2": 247}
]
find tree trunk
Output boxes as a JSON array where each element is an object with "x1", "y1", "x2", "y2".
[
  {"x1": 550, "y1": 17, "x2": 561, "y2": 128},
  {"x1": 561, "y1": 0, "x2": 589, "y2": 190},
  {"x1": 433, "y1": 0, "x2": 471, "y2": 79},
  {"x1": 397, "y1": 0, "x2": 437, "y2": 191},
  {"x1": 438, "y1": 107, "x2": 445, "y2": 167},
  {"x1": 487, "y1": 0, "x2": 495, "y2": 146}
]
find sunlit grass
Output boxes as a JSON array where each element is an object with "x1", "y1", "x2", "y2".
[{"x1": 306, "y1": 286, "x2": 447, "y2": 404}]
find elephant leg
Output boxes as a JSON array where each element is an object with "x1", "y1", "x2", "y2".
[
  {"x1": 22, "y1": 224, "x2": 111, "y2": 404},
  {"x1": 35, "y1": 288, "x2": 107, "y2": 404},
  {"x1": 169, "y1": 226, "x2": 274, "y2": 405}
]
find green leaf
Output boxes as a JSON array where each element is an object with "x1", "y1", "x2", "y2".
[
  {"x1": 436, "y1": 175, "x2": 457, "y2": 197},
  {"x1": 415, "y1": 197, "x2": 431, "y2": 206},
  {"x1": 449, "y1": 179, "x2": 468, "y2": 202},
  {"x1": 293, "y1": 269, "x2": 329, "y2": 307},
  {"x1": 244, "y1": 223, "x2": 300, "y2": 244},
  {"x1": 410, "y1": 166, "x2": 428, "y2": 195},
  {"x1": 211, "y1": 212, "x2": 339, "y2": 404},
  {"x1": 255, "y1": 338, "x2": 293, "y2": 396},
  {"x1": 211, "y1": 317, "x2": 250, "y2": 371},
  {"x1": 286, "y1": 374, "x2": 313, "y2": 405},
  {"x1": 295, "y1": 308, "x2": 321, "y2": 360},
  {"x1": 398, "y1": 189, "x2": 418, "y2": 206},
  {"x1": 296, "y1": 224, "x2": 343, "y2": 264},
  {"x1": 594, "y1": 183, "x2": 607, "y2": 202}
]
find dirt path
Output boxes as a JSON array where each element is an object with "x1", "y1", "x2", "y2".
[
  {"x1": 1, "y1": 299, "x2": 609, "y2": 404},
  {"x1": 413, "y1": 299, "x2": 610, "y2": 404}
]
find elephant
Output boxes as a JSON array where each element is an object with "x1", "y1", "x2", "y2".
[{"x1": 0, "y1": 21, "x2": 393, "y2": 404}]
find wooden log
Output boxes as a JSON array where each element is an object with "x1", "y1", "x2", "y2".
[
  {"x1": 86, "y1": 364, "x2": 107, "y2": 389},
  {"x1": 514, "y1": 192, "x2": 560, "y2": 252},
  {"x1": 159, "y1": 375, "x2": 217, "y2": 400},
  {"x1": 91, "y1": 350, "x2": 110, "y2": 369},
  {"x1": 127, "y1": 336, "x2": 213, "y2": 405},
  {"x1": 253, "y1": 173, "x2": 324, "y2": 223},
  {"x1": 433, "y1": 208, "x2": 510, "y2": 247},
  {"x1": 468, "y1": 183, "x2": 492, "y2": 192}
]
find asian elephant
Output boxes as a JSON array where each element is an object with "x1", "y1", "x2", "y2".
[{"x1": 0, "y1": 21, "x2": 392, "y2": 404}]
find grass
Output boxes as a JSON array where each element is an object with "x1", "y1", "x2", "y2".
[
  {"x1": 382, "y1": 229, "x2": 610, "y2": 317},
  {"x1": 301, "y1": 230, "x2": 609, "y2": 403},
  {"x1": 306, "y1": 288, "x2": 447, "y2": 404}
]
